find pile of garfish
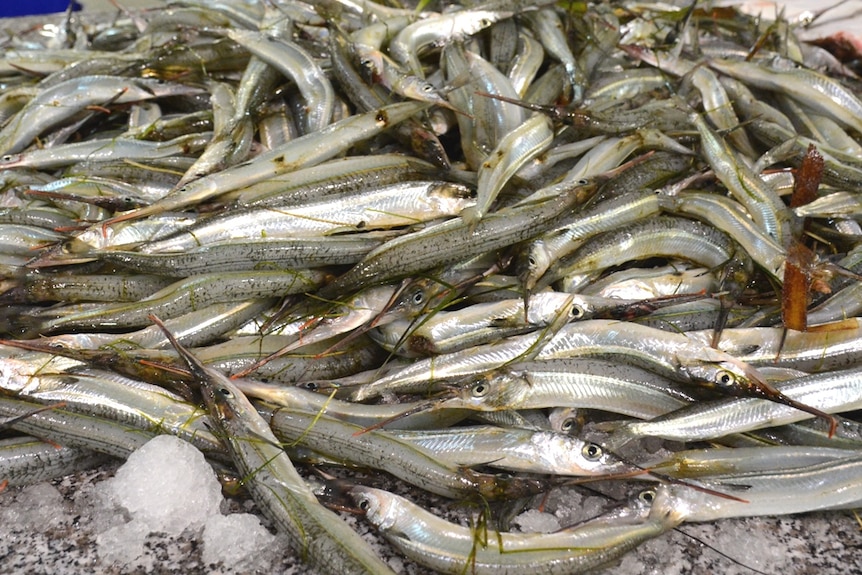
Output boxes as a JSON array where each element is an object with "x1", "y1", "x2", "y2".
[{"x1": 1, "y1": 0, "x2": 862, "y2": 573}]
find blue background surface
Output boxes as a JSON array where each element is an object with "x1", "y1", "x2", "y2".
[{"x1": 0, "y1": 1, "x2": 81, "y2": 17}]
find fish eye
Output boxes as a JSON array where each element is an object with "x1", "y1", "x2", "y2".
[
  {"x1": 527, "y1": 255, "x2": 537, "y2": 267},
  {"x1": 411, "y1": 290, "x2": 425, "y2": 305},
  {"x1": 638, "y1": 489, "x2": 656, "y2": 504},
  {"x1": 1, "y1": 154, "x2": 13, "y2": 162},
  {"x1": 582, "y1": 443, "x2": 603, "y2": 461},
  {"x1": 716, "y1": 369, "x2": 736, "y2": 386},
  {"x1": 569, "y1": 304, "x2": 585, "y2": 319},
  {"x1": 471, "y1": 382, "x2": 489, "y2": 397},
  {"x1": 560, "y1": 418, "x2": 576, "y2": 432},
  {"x1": 577, "y1": 178, "x2": 590, "y2": 186},
  {"x1": 217, "y1": 387, "x2": 233, "y2": 398},
  {"x1": 421, "y1": 84, "x2": 434, "y2": 92},
  {"x1": 357, "y1": 498, "x2": 370, "y2": 511}
]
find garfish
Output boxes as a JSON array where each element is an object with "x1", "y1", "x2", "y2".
[{"x1": 151, "y1": 316, "x2": 397, "y2": 575}]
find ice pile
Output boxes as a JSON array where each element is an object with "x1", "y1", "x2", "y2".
[
  {"x1": 0, "y1": 481, "x2": 68, "y2": 530},
  {"x1": 512, "y1": 509, "x2": 561, "y2": 533},
  {"x1": 95, "y1": 435, "x2": 282, "y2": 572}
]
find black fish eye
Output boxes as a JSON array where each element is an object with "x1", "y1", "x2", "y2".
[{"x1": 582, "y1": 443, "x2": 603, "y2": 460}]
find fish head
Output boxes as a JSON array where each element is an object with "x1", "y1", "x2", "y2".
[
  {"x1": 677, "y1": 348, "x2": 767, "y2": 397},
  {"x1": 453, "y1": 368, "x2": 531, "y2": 410},
  {"x1": 349, "y1": 485, "x2": 401, "y2": 531}
]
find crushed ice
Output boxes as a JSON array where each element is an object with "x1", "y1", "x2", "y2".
[{"x1": 94, "y1": 435, "x2": 280, "y2": 571}]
